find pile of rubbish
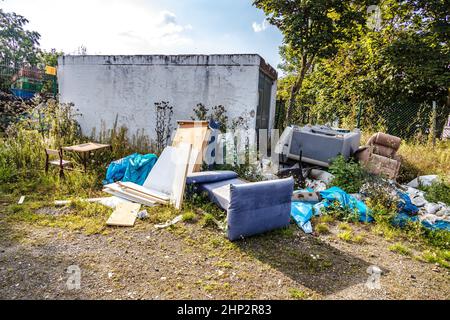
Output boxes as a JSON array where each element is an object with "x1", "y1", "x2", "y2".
[
  {"x1": 0, "y1": 91, "x2": 34, "y2": 131},
  {"x1": 290, "y1": 170, "x2": 450, "y2": 233}
]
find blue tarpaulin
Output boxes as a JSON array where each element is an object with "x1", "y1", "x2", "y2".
[
  {"x1": 291, "y1": 202, "x2": 314, "y2": 233},
  {"x1": 291, "y1": 186, "x2": 372, "y2": 233},
  {"x1": 319, "y1": 186, "x2": 373, "y2": 223},
  {"x1": 291, "y1": 186, "x2": 449, "y2": 233},
  {"x1": 394, "y1": 191, "x2": 450, "y2": 232},
  {"x1": 103, "y1": 153, "x2": 158, "y2": 186}
]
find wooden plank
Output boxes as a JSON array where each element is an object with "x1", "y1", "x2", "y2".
[
  {"x1": 106, "y1": 202, "x2": 141, "y2": 227},
  {"x1": 116, "y1": 181, "x2": 170, "y2": 202},
  {"x1": 103, "y1": 188, "x2": 157, "y2": 207},
  {"x1": 171, "y1": 143, "x2": 192, "y2": 210},
  {"x1": 172, "y1": 121, "x2": 210, "y2": 172}
]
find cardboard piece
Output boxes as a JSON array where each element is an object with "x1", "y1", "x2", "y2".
[
  {"x1": 106, "y1": 202, "x2": 141, "y2": 227},
  {"x1": 172, "y1": 120, "x2": 210, "y2": 172}
]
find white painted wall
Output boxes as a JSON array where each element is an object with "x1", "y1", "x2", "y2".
[{"x1": 58, "y1": 54, "x2": 277, "y2": 141}]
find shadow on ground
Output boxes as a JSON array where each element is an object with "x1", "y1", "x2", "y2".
[{"x1": 236, "y1": 226, "x2": 386, "y2": 295}]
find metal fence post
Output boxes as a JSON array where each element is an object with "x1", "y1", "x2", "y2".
[
  {"x1": 429, "y1": 101, "x2": 437, "y2": 146},
  {"x1": 356, "y1": 101, "x2": 363, "y2": 129}
]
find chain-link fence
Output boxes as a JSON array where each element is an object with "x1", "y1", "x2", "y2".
[
  {"x1": 0, "y1": 58, "x2": 57, "y2": 96},
  {"x1": 275, "y1": 99, "x2": 450, "y2": 141},
  {"x1": 358, "y1": 100, "x2": 449, "y2": 141}
]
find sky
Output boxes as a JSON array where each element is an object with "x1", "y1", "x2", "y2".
[{"x1": 1, "y1": 0, "x2": 284, "y2": 71}]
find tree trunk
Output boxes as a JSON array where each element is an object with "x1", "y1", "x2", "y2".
[{"x1": 285, "y1": 54, "x2": 308, "y2": 126}]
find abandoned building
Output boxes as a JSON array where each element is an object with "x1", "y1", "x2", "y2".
[{"x1": 57, "y1": 54, "x2": 278, "y2": 139}]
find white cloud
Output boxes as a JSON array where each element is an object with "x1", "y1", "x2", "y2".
[
  {"x1": 252, "y1": 19, "x2": 268, "y2": 32},
  {"x1": 2, "y1": 0, "x2": 193, "y2": 54}
]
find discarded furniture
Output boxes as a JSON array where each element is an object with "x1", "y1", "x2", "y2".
[
  {"x1": 45, "y1": 147, "x2": 72, "y2": 178},
  {"x1": 172, "y1": 120, "x2": 211, "y2": 172},
  {"x1": 276, "y1": 125, "x2": 361, "y2": 167},
  {"x1": 186, "y1": 171, "x2": 294, "y2": 241},
  {"x1": 355, "y1": 132, "x2": 402, "y2": 179},
  {"x1": 104, "y1": 143, "x2": 194, "y2": 210},
  {"x1": 62, "y1": 142, "x2": 111, "y2": 173}
]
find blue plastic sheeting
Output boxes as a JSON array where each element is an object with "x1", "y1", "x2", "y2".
[
  {"x1": 394, "y1": 192, "x2": 450, "y2": 232},
  {"x1": 396, "y1": 191, "x2": 419, "y2": 215},
  {"x1": 291, "y1": 202, "x2": 314, "y2": 233},
  {"x1": 319, "y1": 186, "x2": 373, "y2": 222},
  {"x1": 103, "y1": 153, "x2": 158, "y2": 186},
  {"x1": 291, "y1": 186, "x2": 373, "y2": 233}
]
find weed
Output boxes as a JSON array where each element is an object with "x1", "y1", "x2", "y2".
[
  {"x1": 338, "y1": 222, "x2": 352, "y2": 231},
  {"x1": 288, "y1": 288, "x2": 309, "y2": 300},
  {"x1": 420, "y1": 181, "x2": 450, "y2": 205},
  {"x1": 329, "y1": 155, "x2": 367, "y2": 194},
  {"x1": 389, "y1": 242, "x2": 412, "y2": 256},
  {"x1": 200, "y1": 213, "x2": 216, "y2": 228},
  {"x1": 181, "y1": 211, "x2": 196, "y2": 222},
  {"x1": 315, "y1": 223, "x2": 330, "y2": 234},
  {"x1": 318, "y1": 215, "x2": 335, "y2": 224},
  {"x1": 337, "y1": 230, "x2": 365, "y2": 244},
  {"x1": 337, "y1": 230, "x2": 353, "y2": 242},
  {"x1": 6, "y1": 201, "x2": 111, "y2": 235},
  {"x1": 327, "y1": 203, "x2": 359, "y2": 222},
  {"x1": 419, "y1": 250, "x2": 450, "y2": 269}
]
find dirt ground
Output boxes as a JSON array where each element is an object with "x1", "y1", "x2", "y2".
[{"x1": 0, "y1": 205, "x2": 449, "y2": 300}]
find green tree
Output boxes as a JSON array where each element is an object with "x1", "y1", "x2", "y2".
[
  {"x1": 39, "y1": 49, "x2": 64, "y2": 67},
  {"x1": 253, "y1": 0, "x2": 368, "y2": 125},
  {"x1": 274, "y1": 0, "x2": 449, "y2": 137},
  {"x1": 0, "y1": 9, "x2": 41, "y2": 68}
]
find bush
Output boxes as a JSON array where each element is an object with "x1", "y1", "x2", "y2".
[
  {"x1": 421, "y1": 181, "x2": 450, "y2": 205},
  {"x1": 328, "y1": 155, "x2": 367, "y2": 194}
]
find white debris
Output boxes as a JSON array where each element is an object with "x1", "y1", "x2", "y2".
[
  {"x1": 424, "y1": 202, "x2": 442, "y2": 215},
  {"x1": 411, "y1": 196, "x2": 427, "y2": 207},
  {"x1": 154, "y1": 215, "x2": 183, "y2": 229},
  {"x1": 305, "y1": 178, "x2": 327, "y2": 191},
  {"x1": 137, "y1": 210, "x2": 148, "y2": 219},
  {"x1": 309, "y1": 169, "x2": 335, "y2": 185},
  {"x1": 406, "y1": 175, "x2": 440, "y2": 188}
]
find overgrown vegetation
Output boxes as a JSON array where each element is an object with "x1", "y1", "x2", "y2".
[
  {"x1": 328, "y1": 155, "x2": 367, "y2": 194},
  {"x1": 154, "y1": 101, "x2": 174, "y2": 154},
  {"x1": 421, "y1": 182, "x2": 450, "y2": 205},
  {"x1": 260, "y1": 0, "x2": 449, "y2": 138}
]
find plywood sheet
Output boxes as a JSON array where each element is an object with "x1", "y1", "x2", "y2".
[
  {"x1": 172, "y1": 121, "x2": 210, "y2": 172},
  {"x1": 106, "y1": 202, "x2": 141, "y2": 227},
  {"x1": 143, "y1": 146, "x2": 176, "y2": 194}
]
